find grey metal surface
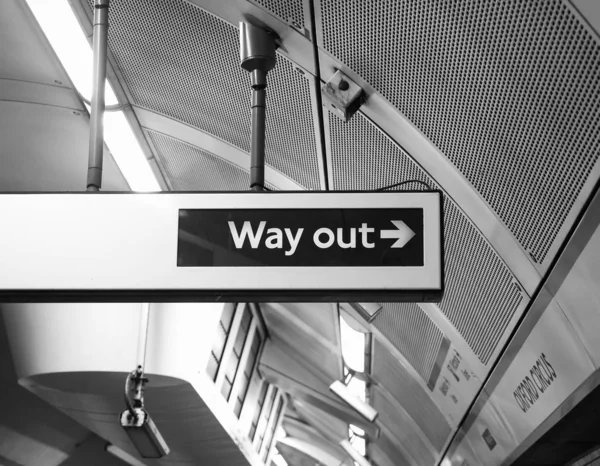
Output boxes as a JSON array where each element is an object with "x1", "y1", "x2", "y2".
[
  {"x1": 146, "y1": 130, "x2": 252, "y2": 191},
  {"x1": 260, "y1": 303, "x2": 342, "y2": 383},
  {"x1": 327, "y1": 112, "x2": 525, "y2": 366},
  {"x1": 135, "y1": 108, "x2": 303, "y2": 190},
  {"x1": 440, "y1": 200, "x2": 525, "y2": 365},
  {"x1": 370, "y1": 386, "x2": 434, "y2": 466},
  {"x1": 249, "y1": 0, "x2": 307, "y2": 32},
  {"x1": 318, "y1": 0, "x2": 600, "y2": 268},
  {"x1": 84, "y1": 0, "x2": 321, "y2": 190},
  {"x1": 372, "y1": 302, "x2": 443, "y2": 384},
  {"x1": 372, "y1": 338, "x2": 451, "y2": 453}
]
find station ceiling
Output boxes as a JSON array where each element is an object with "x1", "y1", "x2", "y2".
[{"x1": 1, "y1": 0, "x2": 599, "y2": 465}]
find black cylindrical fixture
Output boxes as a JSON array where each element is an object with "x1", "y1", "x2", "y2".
[
  {"x1": 240, "y1": 21, "x2": 277, "y2": 191},
  {"x1": 87, "y1": 0, "x2": 109, "y2": 192},
  {"x1": 250, "y1": 88, "x2": 266, "y2": 191}
]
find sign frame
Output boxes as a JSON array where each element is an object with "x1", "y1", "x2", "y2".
[{"x1": 0, "y1": 191, "x2": 444, "y2": 302}]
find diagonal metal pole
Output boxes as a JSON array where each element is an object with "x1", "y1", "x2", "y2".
[{"x1": 87, "y1": 0, "x2": 109, "y2": 191}]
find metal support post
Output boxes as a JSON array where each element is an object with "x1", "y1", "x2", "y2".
[
  {"x1": 239, "y1": 21, "x2": 278, "y2": 191},
  {"x1": 87, "y1": 0, "x2": 110, "y2": 192},
  {"x1": 250, "y1": 75, "x2": 266, "y2": 191}
]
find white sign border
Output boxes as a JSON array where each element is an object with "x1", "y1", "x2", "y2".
[{"x1": 0, "y1": 191, "x2": 444, "y2": 302}]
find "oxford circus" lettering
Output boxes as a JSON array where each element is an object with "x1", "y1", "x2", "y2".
[{"x1": 512, "y1": 353, "x2": 557, "y2": 413}]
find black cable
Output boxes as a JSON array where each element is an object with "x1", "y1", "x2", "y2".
[{"x1": 375, "y1": 179, "x2": 432, "y2": 191}]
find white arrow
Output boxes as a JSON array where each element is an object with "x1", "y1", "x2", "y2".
[{"x1": 380, "y1": 221, "x2": 415, "y2": 248}]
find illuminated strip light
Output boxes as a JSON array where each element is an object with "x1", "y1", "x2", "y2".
[
  {"x1": 25, "y1": 0, "x2": 161, "y2": 192},
  {"x1": 340, "y1": 439, "x2": 373, "y2": 466}
]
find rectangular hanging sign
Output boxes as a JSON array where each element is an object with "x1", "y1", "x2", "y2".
[{"x1": 0, "y1": 192, "x2": 443, "y2": 302}]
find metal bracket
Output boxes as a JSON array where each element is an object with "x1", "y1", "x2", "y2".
[{"x1": 321, "y1": 70, "x2": 366, "y2": 122}]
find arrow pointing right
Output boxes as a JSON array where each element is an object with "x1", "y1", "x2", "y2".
[{"x1": 380, "y1": 220, "x2": 415, "y2": 248}]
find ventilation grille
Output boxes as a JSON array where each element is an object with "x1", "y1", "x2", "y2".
[
  {"x1": 86, "y1": 0, "x2": 320, "y2": 190},
  {"x1": 372, "y1": 338, "x2": 451, "y2": 452},
  {"x1": 328, "y1": 113, "x2": 524, "y2": 365},
  {"x1": 373, "y1": 303, "x2": 443, "y2": 383},
  {"x1": 249, "y1": 0, "x2": 305, "y2": 31},
  {"x1": 321, "y1": 0, "x2": 600, "y2": 264}
]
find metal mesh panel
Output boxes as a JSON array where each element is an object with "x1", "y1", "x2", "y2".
[
  {"x1": 328, "y1": 112, "x2": 434, "y2": 191},
  {"x1": 372, "y1": 338, "x2": 451, "y2": 452},
  {"x1": 249, "y1": 0, "x2": 305, "y2": 31},
  {"x1": 440, "y1": 201, "x2": 524, "y2": 364},
  {"x1": 147, "y1": 130, "x2": 250, "y2": 190},
  {"x1": 328, "y1": 113, "x2": 524, "y2": 365},
  {"x1": 87, "y1": 0, "x2": 320, "y2": 189},
  {"x1": 320, "y1": 0, "x2": 600, "y2": 264},
  {"x1": 373, "y1": 302, "x2": 443, "y2": 383}
]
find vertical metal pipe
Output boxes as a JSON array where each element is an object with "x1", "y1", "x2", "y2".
[
  {"x1": 137, "y1": 303, "x2": 150, "y2": 370},
  {"x1": 250, "y1": 86, "x2": 266, "y2": 191},
  {"x1": 87, "y1": 0, "x2": 109, "y2": 192}
]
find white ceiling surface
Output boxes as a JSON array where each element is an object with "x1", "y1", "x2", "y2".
[
  {"x1": 1, "y1": 1, "x2": 599, "y2": 466},
  {"x1": 0, "y1": 0, "x2": 128, "y2": 192}
]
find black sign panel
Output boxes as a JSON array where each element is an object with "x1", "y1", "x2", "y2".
[{"x1": 177, "y1": 208, "x2": 423, "y2": 267}]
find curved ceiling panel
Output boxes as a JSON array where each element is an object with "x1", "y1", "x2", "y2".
[
  {"x1": 327, "y1": 112, "x2": 526, "y2": 365},
  {"x1": 250, "y1": 0, "x2": 307, "y2": 33},
  {"x1": 372, "y1": 338, "x2": 451, "y2": 453},
  {"x1": 0, "y1": 101, "x2": 127, "y2": 192},
  {"x1": 372, "y1": 302, "x2": 443, "y2": 384},
  {"x1": 260, "y1": 303, "x2": 343, "y2": 383},
  {"x1": 371, "y1": 387, "x2": 435, "y2": 466},
  {"x1": 318, "y1": 0, "x2": 600, "y2": 266},
  {"x1": 146, "y1": 130, "x2": 277, "y2": 191},
  {"x1": 85, "y1": 0, "x2": 322, "y2": 190}
]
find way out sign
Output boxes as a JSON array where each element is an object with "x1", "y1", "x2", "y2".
[{"x1": 0, "y1": 192, "x2": 443, "y2": 302}]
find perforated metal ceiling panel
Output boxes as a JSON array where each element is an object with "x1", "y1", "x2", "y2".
[
  {"x1": 85, "y1": 0, "x2": 321, "y2": 190},
  {"x1": 328, "y1": 113, "x2": 525, "y2": 365},
  {"x1": 441, "y1": 200, "x2": 525, "y2": 364},
  {"x1": 319, "y1": 0, "x2": 600, "y2": 265},
  {"x1": 249, "y1": 0, "x2": 306, "y2": 32},
  {"x1": 372, "y1": 302, "x2": 443, "y2": 384},
  {"x1": 147, "y1": 130, "x2": 250, "y2": 190},
  {"x1": 372, "y1": 338, "x2": 451, "y2": 453}
]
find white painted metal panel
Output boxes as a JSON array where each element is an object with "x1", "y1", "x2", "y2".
[
  {"x1": 457, "y1": 398, "x2": 517, "y2": 466},
  {"x1": 554, "y1": 225, "x2": 600, "y2": 366},
  {"x1": 0, "y1": 192, "x2": 442, "y2": 301},
  {"x1": 485, "y1": 300, "x2": 594, "y2": 447}
]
